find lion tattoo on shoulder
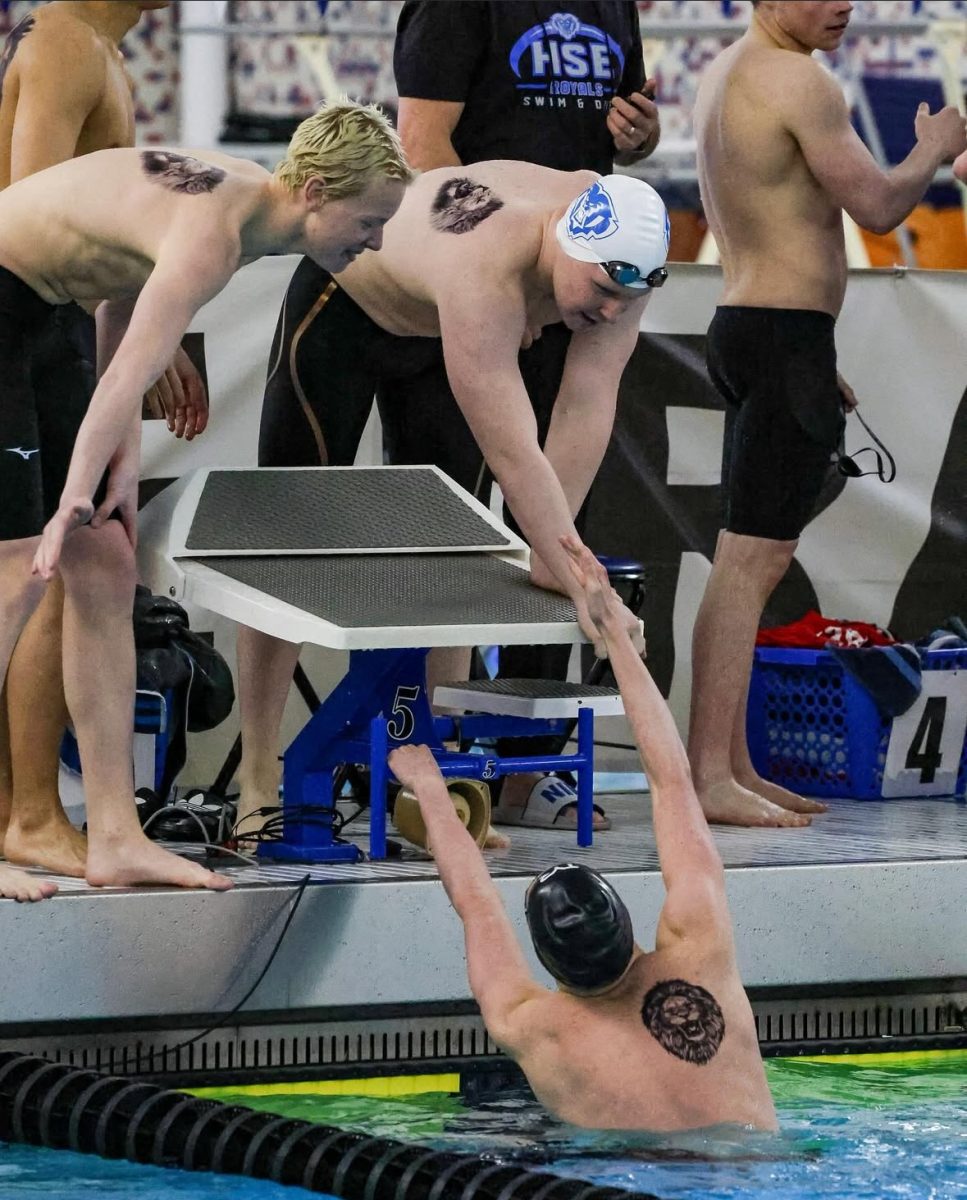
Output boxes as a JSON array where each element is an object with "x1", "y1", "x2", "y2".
[
  {"x1": 141, "y1": 150, "x2": 225, "y2": 195},
  {"x1": 641, "y1": 979, "x2": 725, "y2": 1065},
  {"x1": 429, "y1": 177, "x2": 503, "y2": 235}
]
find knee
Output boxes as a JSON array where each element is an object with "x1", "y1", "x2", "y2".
[
  {"x1": 717, "y1": 531, "x2": 797, "y2": 588},
  {"x1": 59, "y1": 523, "x2": 136, "y2": 594},
  {"x1": 0, "y1": 542, "x2": 46, "y2": 614}
]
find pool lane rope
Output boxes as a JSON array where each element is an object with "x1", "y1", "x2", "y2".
[{"x1": 0, "y1": 1053, "x2": 661, "y2": 1200}]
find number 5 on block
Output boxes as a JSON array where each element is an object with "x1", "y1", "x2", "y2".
[{"x1": 882, "y1": 669, "x2": 967, "y2": 797}]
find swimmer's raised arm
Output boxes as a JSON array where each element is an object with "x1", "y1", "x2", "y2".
[
  {"x1": 561, "y1": 538, "x2": 731, "y2": 946},
  {"x1": 778, "y1": 57, "x2": 967, "y2": 235},
  {"x1": 388, "y1": 744, "x2": 544, "y2": 1048}
]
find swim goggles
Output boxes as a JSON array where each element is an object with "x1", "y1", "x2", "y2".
[
  {"x1": 836, "y1": 408, "x2": 896, "y2": 483},
  {"x1": 600, "y1": 260, "x2": 668, "y2": 289}
]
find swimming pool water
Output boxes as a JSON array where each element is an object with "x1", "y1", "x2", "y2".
[{"x1": 1, "y1": 1052, "x2": 964, "y2": 1200}]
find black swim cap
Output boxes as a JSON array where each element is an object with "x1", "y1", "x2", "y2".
[{"x1": 525, "y1": 864, "x2": 634, "y2": 993}]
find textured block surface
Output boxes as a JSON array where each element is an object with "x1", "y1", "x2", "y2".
[
  {"x1": 198, "y1": 553, "x2": 576, "y2": 629},
  {"x1": 186, "y1": 469, "x2": 510, "y2": 552}
]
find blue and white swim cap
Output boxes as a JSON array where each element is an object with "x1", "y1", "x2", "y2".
[{"x1": 555, "y1": 174, "x2": 670, "y2": 288}]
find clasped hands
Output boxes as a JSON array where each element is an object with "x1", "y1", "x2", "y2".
[{"x1": 529, "y1": 540, "x2": 645, "y2": 660}]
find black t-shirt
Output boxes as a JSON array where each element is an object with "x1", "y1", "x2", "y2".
[{"x1": 394, "y1": 1, "x2": 645, "y2": 176}]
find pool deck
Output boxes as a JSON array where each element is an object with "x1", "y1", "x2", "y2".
[{"x1": 1, "y1": 791, "x2": 965, "y2": 1077}]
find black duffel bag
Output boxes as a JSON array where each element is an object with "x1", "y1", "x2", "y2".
[
  {"x1": 132, "y1": 587, "x2": 235, "y2": 800},
  {"x1": 133, "y1": 586, "x2": 235, "y2": 733}
]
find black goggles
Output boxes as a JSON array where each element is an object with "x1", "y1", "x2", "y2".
[
  {"x1": 836, "y1": 408, "x2": 896, "y2": 484},
  {"x1": 600, "y1": 260, "x2": 668, "y2": 289}
]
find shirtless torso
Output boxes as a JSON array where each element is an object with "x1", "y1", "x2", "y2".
[
  {"x1": 684, "y1": 2, "x2": 965, "y2": 832},
  {"x1": 512, "y1": 936, "x2": 772, "y2": 1132},
  {"x1": 0, "y1": 147, "x2": 268, "y2": 305},
  {"x1": 693, "y1": 38, "x2": 847, "y2": 317},
  {"x1": 693, "y1": 2, "x2": 966, "y2": 319},
  {"x1": 337, "y1": 161, "x2": 597, "y2": 340},
  {"x1": 0, "y1": 2, "x2": 144, "y2": 188},
  {"x1": 0, "y1": 125, "x2": 406, "y2": 577},
  {"x1": 306, "y1": 160, "x2": 657, "y2": 649}
]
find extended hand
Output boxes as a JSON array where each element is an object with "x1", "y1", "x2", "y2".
[
  {"x1": 607, "y1": 81, "x2": 660, "y2": 156},
  {"x1": 529, "y1": 552, "x2": 606, "y2": 656},
  {"x1": 143, "y1": 345, "x2": 209, "y2": 440},
  {"x1": 561, "y1": 535, "x2": 646, "y2": 657},
  {"x1": 955, "y1": 148, "x2": 967, "y2": 184},
  {"x1": 89, "y1": 460, "x2": 139, "y2": 551},
  {"x1": 531, "y1": 543, "x2": 645, "y2": 658},
  {"x1": 915, "y1": 101, "x2": 967, "y2": 163},
  {"x1": 31, "y1": 499, "x2": 94, "y2": 579},
  {"x1": 388, "y1": 743, "x2": 444, "y2": 793}
]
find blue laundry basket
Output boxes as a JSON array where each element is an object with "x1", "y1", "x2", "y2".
[{"x1": 747, "y1": 647, "x2": 967, "y2": 800}]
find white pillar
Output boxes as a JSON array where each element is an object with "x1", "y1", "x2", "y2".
[{"x1": 178, "y1": 0, "x2": 228, "y2": 148}]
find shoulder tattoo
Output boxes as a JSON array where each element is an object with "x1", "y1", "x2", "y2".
[
  {"x1": 141, "y1": 150, "x2": 226, "y2": 195},
  {"x1": 430, "y1": 177, "x2": 503, "y2": 235},
  {"x1": 641, "y1": 979, "x2": 726, "y2": 1065},
  {"x1": 0, "y1": 15, "x2": 36, "y2": 94}
]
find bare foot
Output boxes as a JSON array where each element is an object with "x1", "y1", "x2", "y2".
[
  {"x1": 734, "y1": 770, "x2": 828, "y2": 815},
  {"x1": 483, "y1": 824, "x2": 511, "y2": 849},
  {"x1": 496, "y1": 773, "x2": 610, "y2": 830},
  {"x1": 0, "y1": 863, "x2": 58, "y2": 902},
  {"x1": 4, "y1": 813, "x2": 88, "y2": 877},
  {"x1": 86, "y1": 834, "x2": 233, "y2": 890},
  {"x1": 698, "y1": 778, "x2": 813, "y2": 828}
]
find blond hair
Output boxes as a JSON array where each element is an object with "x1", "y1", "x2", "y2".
[{"x1": 275, "y1": 99, "x2": 412, "y2": 198}]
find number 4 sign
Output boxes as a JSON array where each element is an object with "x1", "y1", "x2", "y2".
[{"x1": 882, "y1": 669, "x2": 967, "y2": 797}]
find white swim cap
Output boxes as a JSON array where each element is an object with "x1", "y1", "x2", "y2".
[{"x1": 555, "y1": 174, "x2": 670, "y2": 289}]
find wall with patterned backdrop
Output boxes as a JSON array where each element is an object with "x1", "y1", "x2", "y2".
[{"x1": 2, "y1": 1, "x2": 964, "y2": 145}]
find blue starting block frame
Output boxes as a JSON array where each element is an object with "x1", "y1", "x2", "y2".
[{"x1": 263, "y1": 647, "x2": 596, "y2": 863}]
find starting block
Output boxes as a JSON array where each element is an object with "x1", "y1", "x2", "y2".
[
  {"x1": 434, "y1": 678, "x2": 624, "y2": 720},
  {"x1": 138, "y1": 466, "x2": 614, "y2": 862}
]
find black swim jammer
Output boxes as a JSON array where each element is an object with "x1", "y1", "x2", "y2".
[
  {"x1": 706, "y1": 305, "x2": 846, "y2": 541},
  {"x1": 0, "y1": 265, "x2": 96, "y2": 542},
  {"x1": 259, "y1": 256, "x2": 487, "y2": 493}
]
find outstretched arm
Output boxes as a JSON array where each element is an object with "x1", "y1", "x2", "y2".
[
  {"x1": 388, "y1": 745, "x2": 543, "y2": 1047},
  {"x1": 782, "y1": 60, "x2": 967, "y2": 235},
  {"x1": 541, "y1": 309, "x2": 645, "y2": 534},
  {"x1": 561, "y1": 538, "x2": 732, "y2": 946},
  {"x1": 32, "y1": 231, "x2": 237, "y2": 577},
  {"x1": 439, "y1": 277, "x2": 644, "y2": 657}
]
